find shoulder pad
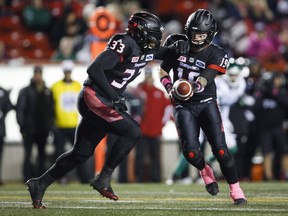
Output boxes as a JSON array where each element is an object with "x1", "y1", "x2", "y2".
[
  {"x1": 163, "y1": 34, "x2": 188, "y2": 46},
  {"x1": 107, "y1": 33, "x2": 126, "y2": 44}
]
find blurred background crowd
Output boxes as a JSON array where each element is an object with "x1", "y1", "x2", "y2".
[{"x1": 0, "y1": 0, "x2": 288, "y2": 185}]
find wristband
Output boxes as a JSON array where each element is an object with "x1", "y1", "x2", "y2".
[{"x1": 160, "y1": 75, "x2": 173, "y2": 93}]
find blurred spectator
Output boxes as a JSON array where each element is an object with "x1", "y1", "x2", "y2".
[
  {"x1": 276, "y1": 0, "x2": 288, "y2": 18},
  {"x1": 278, "y1": 20, "x2": 288, "y2": 63},
  {"x1": 240, "y1": 58, "x2": 264, "y2": 180},
  {"x1": 0, "y1": 85, "x2": 14, "y2": 185},
  {"x1": 49, "y1": 0, "x2": 84, "y2": 20},
  {"x1": 49, "y1": 3, "x2": 87, "y2": 49},
  {"x1": 0, "y1": 0, "x2": 13, "y2": 16},
  {"x1": 50, "y1": 60, "x2": 94, "y2": 184},
  {"x1": 122, "y1": 0, "x2": 142, "y2": 21},
  {"x1": 252, "y1": 72, "x2": 288, "y2": 180},
  {"x1": 208, "y1": 0, "x2": 249, "y2": 56},
  {"x1": 161, "y1": 19, "x2": 182, "y2": 43},
  {"x1": 135, "y1": 67, "x2": 171, "y2": 182},
  {"x1": 75, "y1": 1, "x2": 96, "y2": 63},
  {"x1": 16, "y1": 65, "x2": 54, "y2": 182},
  {"x1": 245, "y1": 22, "x2": 280, "y2": 63},
  {"x1": 245, "y1": 0, "x2": 275, "y2": 25},
  {"x1": 51, "y1": 36, "x2": 77, "y2": 61},
  {"x1": 22, "y1": 0, "x2": 51, "y2": 32}
]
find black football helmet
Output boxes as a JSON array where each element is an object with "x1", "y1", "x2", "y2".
[
  {"x1": 185, "y1": 9, "x2": 217, "y2": 51},
  {"x1": 126, "y1": 11, "x2": 164, "y2": 53}
]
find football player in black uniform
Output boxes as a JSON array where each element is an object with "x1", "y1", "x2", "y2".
[
  {"x1": 159, "y1": 9, "x2": 247, "y2": 205},
  {"x1": 25, "y1": 11, "x2": 181, "y2": 208}
]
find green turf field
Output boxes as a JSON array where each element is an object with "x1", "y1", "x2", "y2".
[{"x1": 0, "y1": 181, "x2": 288, "y2": 215}]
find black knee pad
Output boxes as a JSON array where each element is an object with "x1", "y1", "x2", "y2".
[
  {"x1": 183, "y1": 149, "x2": 205, "y2": 170},
  {"x1": 212, "y1": 147, "x2": 235, "y2": 168}
]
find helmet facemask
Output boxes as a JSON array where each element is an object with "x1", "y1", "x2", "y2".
[
  {"x1": 190, "y1": 32, "x2": 208, "y2": 46},
  {"x1": 142, "y1": 29, "x2": 163, "y2": 52}
]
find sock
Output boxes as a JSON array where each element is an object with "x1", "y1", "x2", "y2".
[
  {"x1": 99, "y1": 166, "x2": 114, "y2": 179},
  {"x1": 95, "y1": 166, "x2": 114, "y2": 189},
  {"x1": 229, "y1": 182, "x2": 240, "y2": 191},
  {"x1": 229, "y1": 182, "x2": 246, "y2": 199}
]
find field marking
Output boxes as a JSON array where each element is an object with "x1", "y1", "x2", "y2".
[
  {"x1": 1, "y1": 195, "x2": 288, "y2": 203},
  {"x1": 0, "y1": 202, "x2": 287, "y2": 213}
]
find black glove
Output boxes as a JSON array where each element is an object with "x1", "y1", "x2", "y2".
[
  {"x1": 169, "y1": 40, "x2": 190, "y2": 54},
  {"x1": 112, "y1": 96, "x2": 128, "y2": 112}
]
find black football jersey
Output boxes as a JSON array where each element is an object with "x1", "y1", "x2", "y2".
[
  {"x1": 161, "y1": 34, "x2": 229, "y2": 103},
  {"x1": 104, "y1": 34, "x2": 155, "y2": 93}
]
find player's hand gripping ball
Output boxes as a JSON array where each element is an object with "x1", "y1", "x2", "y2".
[{"x1": 172, "y1": 79, "x2": 193, "y2": 101}]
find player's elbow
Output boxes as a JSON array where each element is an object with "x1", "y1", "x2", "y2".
[{"x1": 87, "y1": 60, "x2": 103, "y2": 77}]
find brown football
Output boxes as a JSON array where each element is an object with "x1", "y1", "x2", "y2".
[{"x1": 172, "y1": 79, "x2": 193, "y2": 101}]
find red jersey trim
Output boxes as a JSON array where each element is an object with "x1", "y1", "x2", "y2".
[
  {"x1": 84, "y1": 87, "x2": 123, "y2": 122},
  {"x1": 207, "y1": 64, "x2": 226, "y2": 74}
]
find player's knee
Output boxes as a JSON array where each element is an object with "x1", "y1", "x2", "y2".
[
  {"x1": 213, "y1": 147, "x2": 235, "y2": 168},
  {"x1": 183, "y1": 149, "x2": 204, "y2": 169},
  {"x1": 126, "y1": 126, "x2": 142, "y2": 141}
]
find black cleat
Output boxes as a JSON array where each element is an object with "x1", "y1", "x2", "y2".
[
  {"x1": 205, "y1": 182, "x2": 219, "y2": 196},
  {"x1": 90, "y1": 176, "x2": 118, "y2": 201},
  {"x1": 95, "y1": 187, "x2": 119, "y2": 201},
  {"x1": 25, "y1": 178, "x2": 46, "y2": 209},
  {"x1": 234, "y1": 198, "x2": 247, "y2": 205}
]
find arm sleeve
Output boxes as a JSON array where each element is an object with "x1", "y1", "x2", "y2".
[
  {"x1": 87, "y1": 49, "x2": 121, "y2": 100},
  {"x1": 200, "y1": 68, "x2": 218, "y2": 86},
  {"x1": 154, "y1": 46, "x2": 173, "y2": 60}
]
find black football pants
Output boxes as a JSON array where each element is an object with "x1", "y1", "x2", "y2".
[
  {"x1": 173, "y1": 99, "x2": 239, "y2": 184},
  {"x1": 47, "y1": 87, "x2": 142, "y2": 180}
]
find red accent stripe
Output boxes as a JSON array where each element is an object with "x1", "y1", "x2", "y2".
[
  {"x1": 207, "y1": 64, "x2": 226, "y2": 74},
  {"x1": 84, "y1": 87, "x2": 123, "y2": 122}
]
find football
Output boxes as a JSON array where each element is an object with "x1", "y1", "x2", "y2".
[{"x1": 172, "y1": 79, "x2": 193, "y2": 101}]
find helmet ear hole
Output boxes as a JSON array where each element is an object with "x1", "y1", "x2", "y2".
[{"x1": 126, "y1": 11, "x2": 163, "y2": 52}]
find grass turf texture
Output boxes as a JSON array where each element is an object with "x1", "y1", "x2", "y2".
[{"x1": 0, "y1": 181, "x2": 288, "y2": 216}]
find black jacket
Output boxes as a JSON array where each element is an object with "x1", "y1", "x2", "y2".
[
  {"x1": 16, "y1": 80, "x2": 54, "y2": 136},
  {"x1": 0, "y1": 87, "x2": 14, "y2": 137}
]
